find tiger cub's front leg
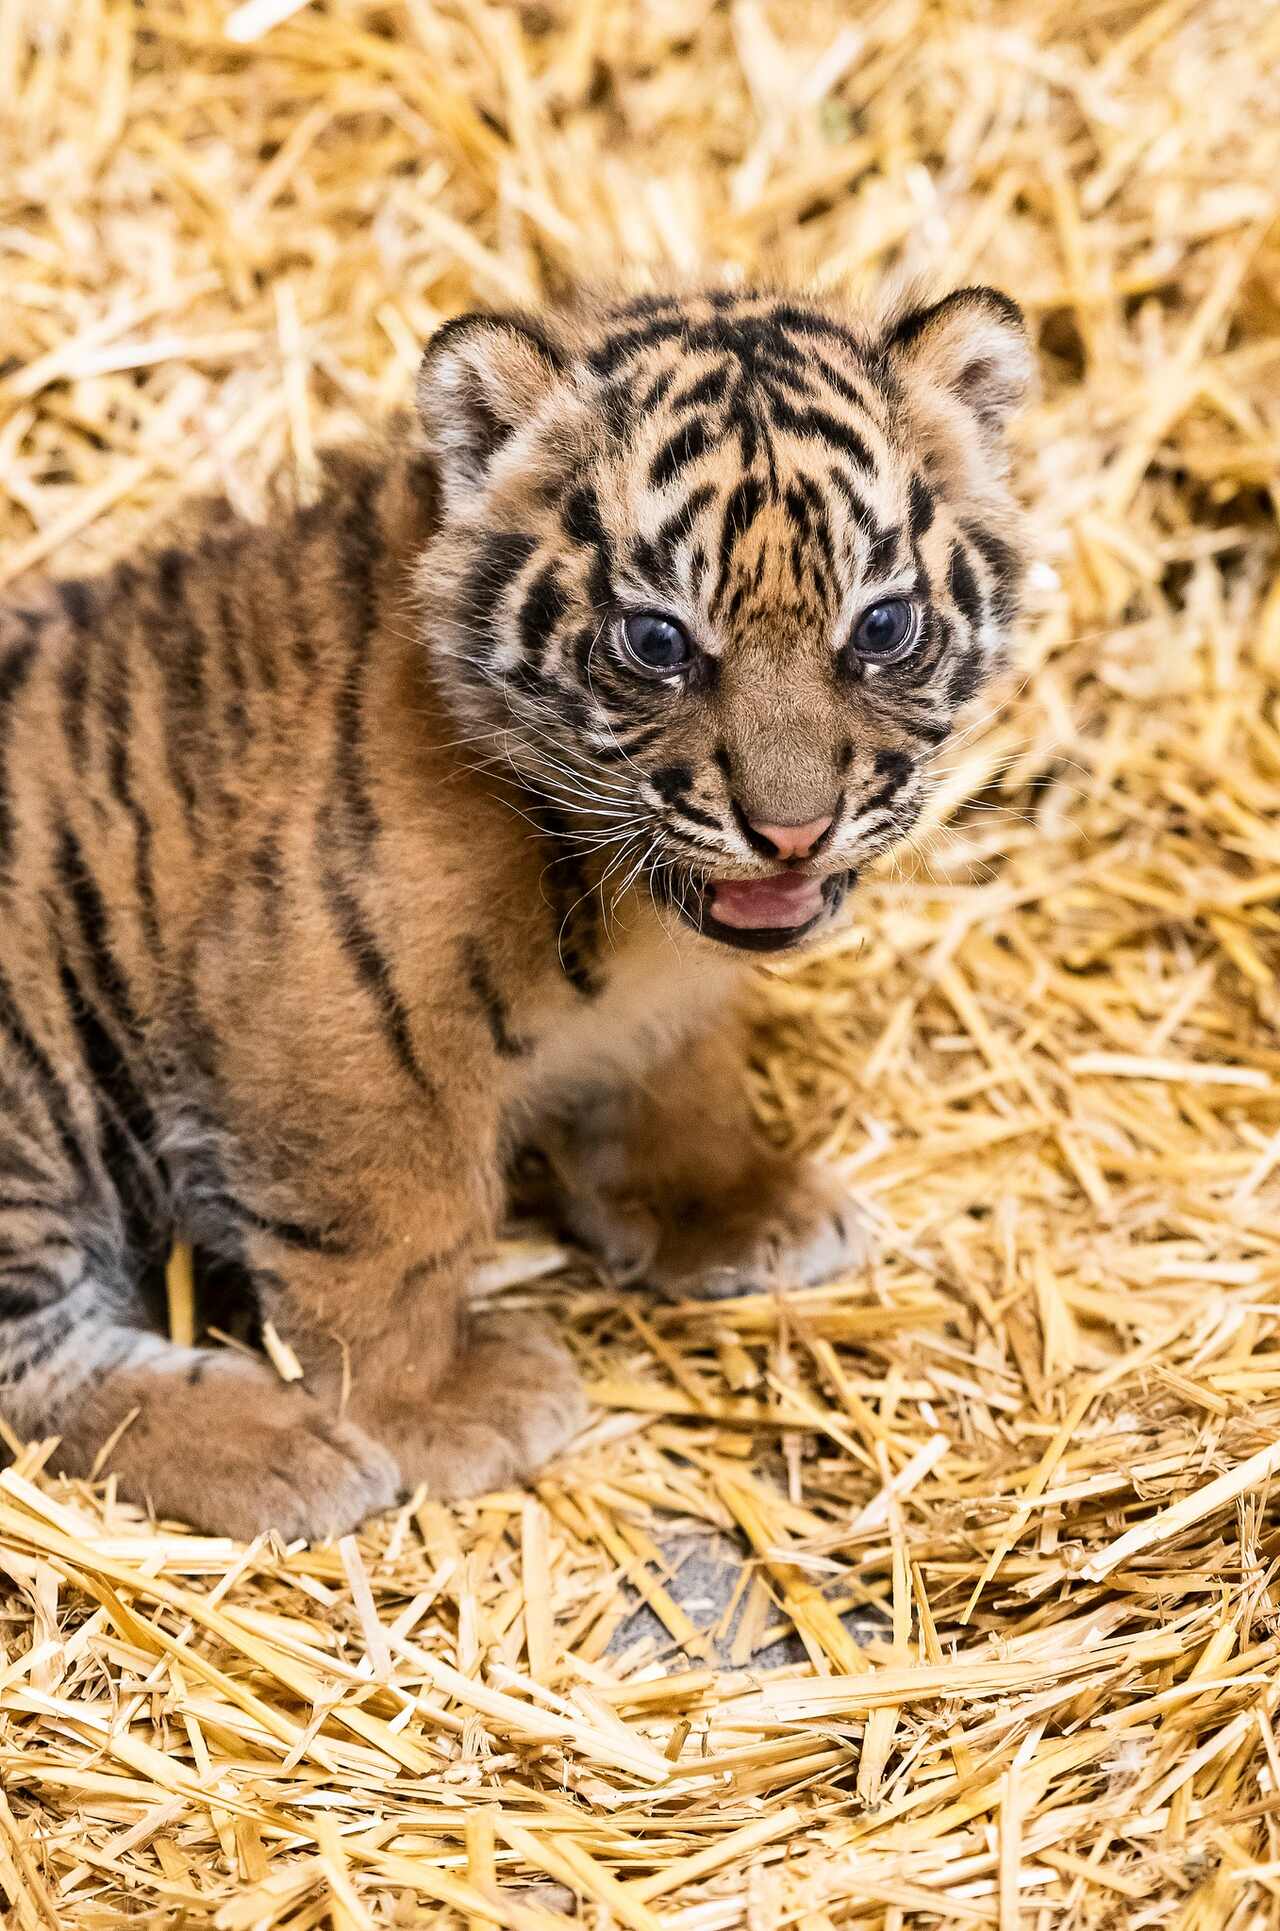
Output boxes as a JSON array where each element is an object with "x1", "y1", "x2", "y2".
[
  {"x1": 36, "y1": 1117, "x2": 584, "y2": 1539},
  {"x1": 537, "y1": 1016, "x2": 869, "y2": 1301},
  {"x1": 239, "y1": 1129, "x2": 587, "y2": 1509}
]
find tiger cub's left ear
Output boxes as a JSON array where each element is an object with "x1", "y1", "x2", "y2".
[
  {"x1": 882, "y1": 287, "x2": 1033, "y2": 436},
  {"x1": 417, "y1": 311, "x2": 567, "y2": 504}
]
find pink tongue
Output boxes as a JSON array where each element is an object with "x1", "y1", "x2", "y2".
[{"x1": 710, "y1": 874, "x2": 824, "y2": 931}]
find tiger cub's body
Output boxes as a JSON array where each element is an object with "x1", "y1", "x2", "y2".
[{"x1": 0, "y1": 285, "x2": 1030, "y2": 1537}]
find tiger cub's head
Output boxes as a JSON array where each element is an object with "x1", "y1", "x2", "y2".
[{"x1": 415, "y1": 284, "x2": 1032, "y2": 954}]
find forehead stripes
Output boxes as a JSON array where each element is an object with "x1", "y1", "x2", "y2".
[
  {"x1": 649, "y1": 418, "x2": 711, "y2": 490},
  {"x1": 572, "y1": 301, "x2": 935, "y2": 635}
]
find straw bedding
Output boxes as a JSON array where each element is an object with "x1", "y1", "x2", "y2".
[{"x1": 2, "y1": 0, "x2": 1280, "y2": 1922}]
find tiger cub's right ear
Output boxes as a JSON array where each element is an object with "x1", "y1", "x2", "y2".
[{"x1": 416, "y1": 312, "x2": 567, "y2": 505}]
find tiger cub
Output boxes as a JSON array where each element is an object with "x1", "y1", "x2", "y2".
[{"x1": 0, "y1": 284, "x2": 1031, "y2": 1537}]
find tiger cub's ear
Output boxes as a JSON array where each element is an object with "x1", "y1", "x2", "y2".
[
  {"x1": 882, "y1": 287, "x2": 1033, "y2": 438},
  {"x1": 416, "y1": 311, "x2": 567, "y2": 504}
]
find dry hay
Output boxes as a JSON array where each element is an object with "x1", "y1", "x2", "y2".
[{"x1": 3, "y1": 0, "x2": 1280, "y2": 1923}]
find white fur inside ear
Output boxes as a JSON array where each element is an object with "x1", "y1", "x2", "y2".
[
  {"x1": 416, "y1": 316, "x2": 563, "y2": 501},
  {"x1": 889, "y1": 290, "x2": 1033, "y2": 432},
  {"x1": 945, "y1": 318, "x2": 1033, "y2": 426}
]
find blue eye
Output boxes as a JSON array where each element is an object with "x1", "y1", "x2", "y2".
[
  {"x1": 852, "y1": 598, "x2": 919, "y2": 662},
  {"x1": 621, "y1": 611, "x2": 693, "y2": 677}
]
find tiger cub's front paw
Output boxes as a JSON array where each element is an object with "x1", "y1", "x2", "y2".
[
  {"x1": 649, "y1": 1160, "x2": 870, "y2": 1302},
  {"x1": 382, "y1": 1316, "x2": 590, "y2": 1501},
  {"x1": 61, "y1": 1357, "x2": 403, "y2": 1542}
]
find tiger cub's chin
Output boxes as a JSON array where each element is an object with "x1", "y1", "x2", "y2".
[{"x1": 0, "y1": 280, "x2": 1030, "y2": 1537}]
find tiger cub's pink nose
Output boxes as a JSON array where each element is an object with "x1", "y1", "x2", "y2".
[{"x1": 747, "y1": 813, "x2": 834, "y2": 861}]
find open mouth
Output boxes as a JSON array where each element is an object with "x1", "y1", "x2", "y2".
[{"x1": 661, "y1": 868, "x2": 855, "y2": 953}]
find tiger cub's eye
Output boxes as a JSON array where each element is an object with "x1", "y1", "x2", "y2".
[
  {"x1": 620, "y1": 611, "x2": 693, "y2": 678},
  {"x1": 851, "y1": 597, "x2": 920, "y2": 663}
]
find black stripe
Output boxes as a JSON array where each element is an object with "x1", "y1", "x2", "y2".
[
  {"x1": 648, "y1": 762, "x2": 692, "y2": 803},
  {"x1": 0, "y1": 1204, "x2": 66, "y2": 1230},
  {"x1": 317, "y1": 817, "x2": 439, "y2": 1102},
  {"x1": 0, "y1": 1238, "x2": 77, "y2": 1273},
  {"x1": 509, "y1": 656, "x2": 589, "y2": 727},
  {"x1": 946, "y1": 646, "x2": 983, "y2": 705},
  {"x1": 0, "y1": 1313, "x2": 74, "y2": 1384},
  {"x1": 828, "y1": 465, "x2": 880, "y2": 538},
  {"x1": 215, "y1": 583, "x2": 252, "y2": 755},
  {"x1": 713, "y1": 476, "x2": 766, "y2": 614},
  {"x1": 903, "y1": 716, "x2": 951, "y2": 746},
  {"x1": 518, "y1": 563, "x2": 568, "y2": 664},
  {"x1": 649, "y1": 418, "x2": 710, "y2": 490},
  {"x1": 638, "y1": 368, "x2": 676, "y2": 415},
  {"x1": 668, "y1": 795, "x2": 725, "y2": 834},
  {"x1": 0, "y1": 966, "x2": 94, "y2": 1189},
  {"x1": 334, "y1": 471, "x2": 385, "y2": 851},
  {"x1": 631, "y1": 484, "x2": 716, "y2": 589},
  {"x1": 587, "y1": 319, "x2": 683, "y2": 378},
  {"x1": 867, "y1": 524, "x2": 902, "y2": 580},
  {"x1": 654, "y1": 483, "x2": 715, "y2": 554},
  {"x1": 762, "y1": 386, "x2": 875, "y2": 471},
  {"x1": 460, "y1": 937, "x2": 529, "y2": 1059},
  {"x1": 908, "y1": 476, "x2": 935, "y2": 541},
  {"x1": 56, "y1": 580, "x2": 94, "y2": 630},
  {"x1": 55, "y1": 825, "x2": 143, "y2": 1043},
  {"x1": 810, "y1": 346, "x2": 889, "y2": 412},
  {"x1": 249, "y1": 821, "x2": 285, "y2": 940},
  {"x1": 56, "y1": 581, "x2": 94, "y2": 768},
  {"x1": 594, "y1": 722, "x2": 665, "y2": 764},
  {"x1": 597, "y1": 382, "x2": 634, "y2": 440},
  {"x1": 460, "y1": 532, "x2": 538, "y2": 654},
  {"x1": 0, "y1": 1252, "x2": 79, "y2": 1294},
  {"x1": 0, "y1": 1131, "x2": 62, "y2": 1190},
  {"x1": 621, "y1": 295, "x2": 685, "y2": 316},
  {"x1": 668, "y1": 364, "x2": 729, "y2": 414},
  {"x1": 862, "y1": 772, "x2": 912, "y2": 816},
  {"x1": 563, "y1": 486, "x2": 613, "y2": 611},
  {"x1": 702, "y1": 313, "x2": 808, "y2": 379},
  {"x1": 98, "y1": 613, "x2": 164, "y2": 961},
  {"x1": 766, "y1": 305, "x2": 869, "y2": 357},
  {"x1": 534, "y1": 805, "x2": 601, "y2": 999},
  {"x1": 873, "y1": 749, "x2": 913, "y2": 785},
  {"x1": 563, "y1": 485, "x2": 611, "y2": 557},
  {"x1": 947, "y1": 540, "x2": 983, "y2": 629},
  {"x1": 228, "y1": 546, "x2": 280, "y2": 697},
  {"x1": 962, "y1": 520, "x2": 1022, "y2": 621},
  {"x1": 0, "y1": 1277, "x2": 55, "y2": 1321},
  {"x1": 231, "y1": 1201, "x2": 352, "y2": 1256},
  {"x1": 0, "y1": 631, "x2": 37, "y2": 706},
  {"x1": 784, "y1": 476, "x2": 838, "y2": 603},
  {"x1": 55, "y1": 953, "x2": 163, "y2": 1260},
  {"x1": 725, "y1": 388, "x2": 760, "y2": 468},
  {"x1": 54, "y1": 937, "x2": 155, "y2": 1151},
  {"x1": 912, "y1": 605, "x2": 951, "y2": 680}
]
